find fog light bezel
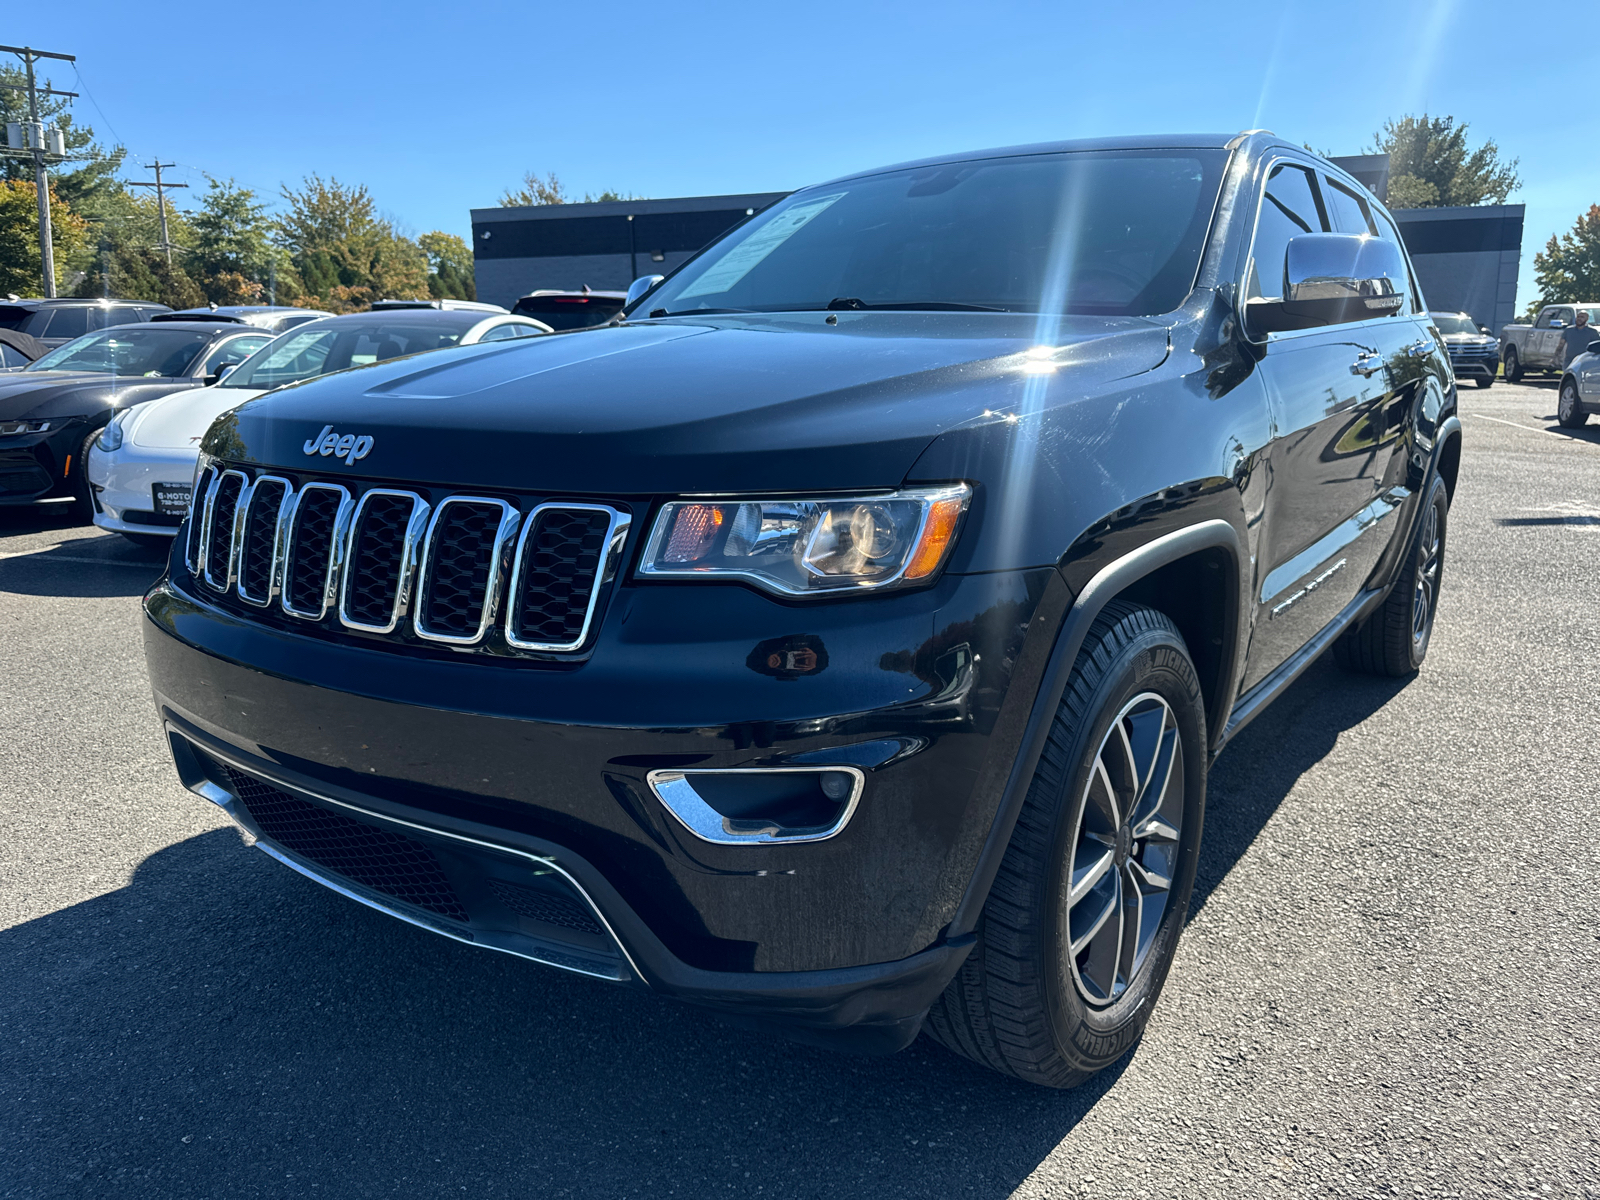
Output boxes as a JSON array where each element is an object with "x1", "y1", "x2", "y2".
[{"x1": 645, "y1": 766, "x2": 865, "y2": 846}]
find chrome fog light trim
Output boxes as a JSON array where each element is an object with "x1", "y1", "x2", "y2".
[{"x1": 646, "y1": 766, "x2": 865, "y2": 846}]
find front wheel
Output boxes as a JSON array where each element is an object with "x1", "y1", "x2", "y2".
[
  {"x1": 1558, "y1": 378, "x2": 1588, "y2": 428},
  {"x1": 1503, "y1": 346, "x2": 1522, "y2": 382},
  {"x1": 1474, "y1": 373, "x2": 1494, "y2": 389},
  {"x1": 1334, "y1": 473, "x2": 1448, "y2": 676},
  {"x1": 924, "y1": 602, "x2": 1206, "y2": 1088}
]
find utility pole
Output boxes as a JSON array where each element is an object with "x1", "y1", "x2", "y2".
[
  {"x1": 129, "y1": 162, "x2": 187, "y2": 265},
  {"x1": 0, "y1": 44, "x2": 77, "y2": 298}
]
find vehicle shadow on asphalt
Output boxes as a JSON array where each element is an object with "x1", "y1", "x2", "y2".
[
  {"x1": 0, "y1": 510, "x2": 169, "y2": 599},
  {"x1": 1, "y1": 826, "x2": 1133, "y2": 1199},
  {"x1": 1194, "y1": 655, "x2": 1410, "y2": 919}
]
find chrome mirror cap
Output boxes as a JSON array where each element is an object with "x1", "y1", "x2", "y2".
[{"x1": 625, "y1": 274, "x2": 665, "y2": 308}]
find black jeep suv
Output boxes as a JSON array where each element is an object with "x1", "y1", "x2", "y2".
[{"x1": 143, "y1": 132, "x2": 1458, "y2": 1088}]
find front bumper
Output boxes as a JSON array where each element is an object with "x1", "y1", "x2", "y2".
[
  {"x1": 144, "y1": 555, "x2": 1060, "y2": 1047},
  {"x1": 1447, "y1": 352, "x2": 1498, "y2": 381},
  {"x1": 0, "y1": 418, "x2": 88, "y2": 505},
  {"x1": 87, "y1": 439, "x2": 195, "y2": 535}
]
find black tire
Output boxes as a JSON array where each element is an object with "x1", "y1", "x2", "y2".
[
  {"x1": 1557, "y1": 377, "x2": 1588, "y2": 428},
  {"x1": 118, "y1": 531, "x2": 173, "y2": 552},
  {"x1": 1334, "y1": 473, "x2": 1448, "y2": 677},
  {"x1": 1474, "y1": 373, "x2": 1494, "y2": 389},
  {"x1": 924, "y1": 602, "x2": 1206, "y2": 1088},
  {"x1": 65, "y1": 428, "x2": 101, "y2": 524},
  {"x1": 1503, "y1": 346, "x2": 1521, "y2": 382}
]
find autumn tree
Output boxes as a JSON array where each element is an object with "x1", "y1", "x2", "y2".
[
  {"x1": 500, "y1": 170, "x2": 637, "y2": 207},
  {"x1": 419, "y1": 231, "x2": 475, "y2": 300},
  {"x1": 1368, "y1": 116, "x2": 1520, "y2": 209},
  {"x1": 0, "y1": 180, "x2": 91, "y2": 296},
  {"x1": 277, "y1": 175, "x2": 428, "y2": 312}
]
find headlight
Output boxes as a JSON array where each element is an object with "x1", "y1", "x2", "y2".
[
  {"x1": 639, "y1": 484, "x2": 971, "y2": 596},
  {"x1": 0, "y1": 419, "x2": 51, "y2": 436},
  {"x1": 97, "y1": 411, "x2": 127, "y2": 452},
  {"x1": 191, "y1": 450, "x2": 215, "y2": 492}
]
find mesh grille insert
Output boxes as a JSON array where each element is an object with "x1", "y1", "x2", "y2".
[
  {"x1": 344, "y1": 494, "x2": 415, "y2": 627},
  {"x1": 514, "y1": 508, "x2": 611, "y2": 646},
  {"x1": 489, "y1": 879, "x2": 604, "y2": 935},
  {"x1": 285, "y1": 488, "x2": 342, "y2": 615},
  {"x1": 238, "y1": 479, "x2": 287, "y2": 602},
  {"x1": 220, "y1": 764, "x2": 469, "y2": 923},
  {"x1": 420, "y1": 502, "x2": 503, "y2": 637},
  {"x1": 204, "y1": 473, "x2": 244, "y2": 586}
]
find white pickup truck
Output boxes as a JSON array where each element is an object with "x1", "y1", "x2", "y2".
[{"x1": 1499, "y1": 303, "x2": 1600, "y2": 381}]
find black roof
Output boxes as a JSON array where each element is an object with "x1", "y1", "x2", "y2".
[
  {"x1": 0, "y1": 328, "x2": 46, "y2": 360},
  {"x1": 818, "y1": 133, "x2": 1240, "y2": 188}
]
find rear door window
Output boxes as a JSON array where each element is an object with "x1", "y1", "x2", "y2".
[{"x1": 1324, "y1": 180, "x2": 1377, "y2": 235}]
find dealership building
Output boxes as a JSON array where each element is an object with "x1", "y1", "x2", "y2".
[{"x1": 474, "y1": 156, "x2": 1523, "y2": 333}]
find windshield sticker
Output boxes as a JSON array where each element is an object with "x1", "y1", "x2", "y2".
[
  {"x1": 677, "y1": 193, "x2": 846, "y2": 299},
  {"x1": 255, "y1": 331, "x2": 327, "y2": 369}
]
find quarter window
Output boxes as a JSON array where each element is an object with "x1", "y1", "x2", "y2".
[
  {"x1": 1247, "y1": 163, "x2": 1328, "y2": 303},
  {"x1": 1324, "y1": 179, "x2": 1377, "y2": 235}
]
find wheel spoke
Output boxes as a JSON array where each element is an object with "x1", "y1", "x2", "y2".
[
  {"x1": 1069, "y1": 844, "x2": 1116, "y2": 906},
  {"x1": 1128, "y1": 720, "x2": 1177, "y2": 831},
  {"x1": 1083, "y1": 759, "x2": 1121, "y2": 836},
  {"x1": 1128, "y1": 846, "x2": 1174, "y2": 892},
  {"x1": 1116, "y1": 864, "x2": 1142, "y2": 988},
  {"x1": 1075, "y1": 872, "x2": 1123, "y2": 998}
]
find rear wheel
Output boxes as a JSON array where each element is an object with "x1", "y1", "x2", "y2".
[
  {"x1": 1334, "y1": 473, "x2": 1448, "y2": 677},
  {"x1": 1503, "y1": 346, "x2": 1522, "y2": 382},
  {"x1": 1558, "y1": 377, "x2": 1588, "y2": 428},
  {"x1": 924, "y1": 602, "x2": 1206, "y2": 1088}
]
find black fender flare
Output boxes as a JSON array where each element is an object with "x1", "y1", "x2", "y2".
[{"x1": 945, "y1": 518, "x2": 1243, "y2": 938}]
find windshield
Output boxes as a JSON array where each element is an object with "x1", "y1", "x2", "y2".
[
  {"x1": 1431, "y1": 315, "x2": 1481, "y2": 336},
  {"x1": 220, "y1": 318, "x2": 477, "y2": 390},
  {"x1": 26, "y1": 328, "x2": 209, "y2": 376},
  {"x1": 641, "y1": 150, "x2": 1227, "y2": 319},
  {"x1": 512, "y1": 297, "x2": 624, "y2": 331}
]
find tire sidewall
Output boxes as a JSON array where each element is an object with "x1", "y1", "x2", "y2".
[
  {"x1": 1040, "y1": 618, "x2": 1207, "y2": 1071},
  {"x1": 1405, "y1": 475, "x2": 1450, "y2": 669}
]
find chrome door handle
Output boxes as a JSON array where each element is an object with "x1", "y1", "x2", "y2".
[
  {"x1": 1405, "y1": 339, "x2": 1434, "y2": 358},
  {"x1": 1351, "y1": 353, "x2": 1383, "y2": 377}
]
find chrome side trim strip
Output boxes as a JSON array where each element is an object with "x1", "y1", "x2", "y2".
[
  {"x1": 645, "y1": 766, "x2": 864, "y2": 846},
  {"x1": 413, "y1": 496, "x2": 522, "y2": 645},
  {"x1": 504, "y1": 503, "x2": 630, "y2": 652},
  {"x1": 201, "y1": 469, "x2": 249, "y2": 593},
  {"x1": 338, "y1": 488, "x2": 431, "y2": 635},
  {"x1": 235, "y1": 475, "x2": 295, "y2": 608},
  {"x1": 280, "y1": 482, "x2": 354, "y2": 621},
  {"x1": 170, "y1": 729, "x2": 639, "y2": 983},
  {"x1": 1258, "y1": 487, "x2": 1408, "y2": 605}
]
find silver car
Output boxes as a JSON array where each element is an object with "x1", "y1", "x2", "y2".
[{"x1": 1558, "y1": 337, "x2": 1600, "y2": 428}]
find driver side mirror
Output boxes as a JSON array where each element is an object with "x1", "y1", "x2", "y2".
[
  {"x1": 206, "y1": 363, "x2": 236, "y2": 386},
  {"x1": 1246, "y1": 234, "x2": 1408, "y2": 335},
  {"x1": 1479, "y1": 325, "x2": 1492, "y2": 335},
  {"x1": 626, "y1": 274, "x2": 665, "y2": 308},
  {"x1": 1589, "y1": 340, "x2": 1600, "y2": 355}
]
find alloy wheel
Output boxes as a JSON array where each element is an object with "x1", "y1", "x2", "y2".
[
  {"x1": 1412, "y1": 499, "x2": 1442, "y2": 648},
  {"x1": 1560, "y1": 382, "x2": 1577, "y2": 422},
  {"x1": 1065, "y1": 692, "x2": 1185, "y2": 1006}
]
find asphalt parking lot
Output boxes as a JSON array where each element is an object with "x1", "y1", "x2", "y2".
[{"x1": 1, "y1": 378, "x2": 1597, "y2": 1200}]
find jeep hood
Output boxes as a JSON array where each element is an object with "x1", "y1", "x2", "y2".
[{"x1": 211, "y1": 313, "x2": 1170, "y2": 494}]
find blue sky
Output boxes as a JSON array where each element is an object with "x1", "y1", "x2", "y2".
[{"x1": 8, "y1": 0, "x2": 1591, "y2": 310}]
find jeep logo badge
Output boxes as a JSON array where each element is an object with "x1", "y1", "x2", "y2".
[{"x1": 302, "y1": 425, "x2": 375, "y2": 466}]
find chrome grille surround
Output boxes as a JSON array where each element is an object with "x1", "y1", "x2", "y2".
[
  {"x1": 505, "y1": 503, "x2": 630, "y2": 652},
  {"x1": 201, "y1": 469, "x2": 249, "y2": 593},
  {"x1": 338, "y1": 489, "x2": 431, "y2": 634},
  {"x1": 412, "y1": 496, "x2": 522, "y2": 645},
  {"x1": 188, "y1": 464, "x2": 221, "y2": 575},
  {"x1": 280, "y1": 483, "x2": 354, "y2": 621},
  {"x1": 235, "y1": 476, "x2": 294, "y2": 607}
]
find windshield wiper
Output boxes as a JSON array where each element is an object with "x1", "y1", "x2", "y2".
[
  {"x1": 824, "y1": 298, "x2": 1010, "y2": 313},
  {"x1": 645, "y1": 307, "x2": 753, "y2": 318}
]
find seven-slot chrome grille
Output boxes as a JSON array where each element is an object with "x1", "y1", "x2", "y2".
[{"x1": 187, "y1": 464, "x2": 629, "y2": 656}]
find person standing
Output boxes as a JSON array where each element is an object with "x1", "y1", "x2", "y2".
[{"x1": 1563, "y1": 309, "x2": 1599, "y2": 367}]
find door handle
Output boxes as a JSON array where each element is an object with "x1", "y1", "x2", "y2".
[
  {"x1": 1351, "y1": 353, "x2": 1383, "y2": 377},
  {"x1": 1405, "y1": 339, "x2": 1434, "y2": 358}
]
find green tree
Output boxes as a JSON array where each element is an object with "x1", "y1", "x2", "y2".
[
  {"x1": 500, "y1": 171, "x2": 637, "y2": 206},
  {"x1": 1368, "y1": 115, "x2": 1520, "y2": 209},
  {"x1": 0, "y1": 179, "x2": 91, "y2": 295},
  {"x1": 1530, "y1": 205, "x2": 1600, "y2": 310},
  {"x1": 0, "y1": 65, "x2": 124, "y2": 217},
  {"x1": 418, "y1": 231, "x2": 475, "y2": 300},
  {"x1": 277, "y1": 175, "x2": 428, "y2": 312},
  {"x1": 72, "y1": 191, "x2": 205, "y2": 308}
]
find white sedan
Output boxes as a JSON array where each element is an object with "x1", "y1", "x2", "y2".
[{"x1": 88, "y1": 308, "x2": 551, "y2": 547}]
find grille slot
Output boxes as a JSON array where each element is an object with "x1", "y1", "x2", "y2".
[
  {"x1": 507, "y1": 504, "x2": 626, "y2": 651},
  {"x1": 282, "y1": 484, "x2": 351, "y2": 619},
  {"x1": 415, "y1": 497, "x2": 519, "y2": 643},
  {"x1": 489, "y1": 878, "x2": 604, "y2": 935},
  {"x1": 202, "y1": 471, "x2": 246, "y2": 590},
  {"x1": 187, "y1": 464, "x2": 219, "y2": 572},
  {"x1": 236, "y1": 477, "x2": 290, "y2": 606},
  {"x1": 220, "y1": 764, "x2": 469, "y2": 923},
  {"x1": 339, "y1": 490, "x2": 427, "y2": 633}
]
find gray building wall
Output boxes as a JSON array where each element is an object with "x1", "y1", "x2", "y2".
[
  {"x1": 1392, "y1": 204, "x2": 1524, "y2": 335},
  {"x1": 471, "y1": 193, "x2": 789, "y2": 309}
]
